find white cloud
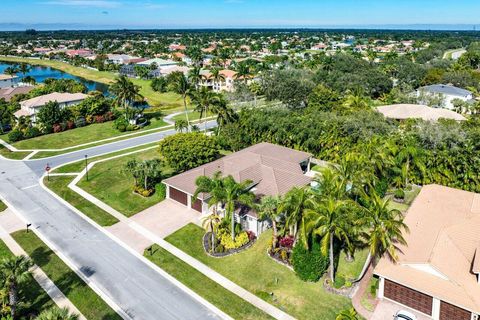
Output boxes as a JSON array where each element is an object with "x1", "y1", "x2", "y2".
[{"x1": 41, "y1": 0, "x2": 121, "y2": 8}]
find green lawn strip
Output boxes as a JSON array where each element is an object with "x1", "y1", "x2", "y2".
[
  {"x1": 44, "y1": 176, "x2": 118, "y2": 226},
  {"x1": 144, "y1": 245, "x2": 273, "y2": 320},
  {"x1": 0, "y1": 57, "x2": 183, "y2": 109},
  {"x1": 12, "y1": 230, "x2": 122, "y2": 320},
  {"x1": 0, "y1": 239, "x2": 55, "y2": 317},
  {"x1": 166, "y1": 224, "x2": 352, "y2": 319},
  {"x1": 53, "y1": 143, "x2": 158, "y2": 173},
  {"x1": 77, "y1": 148, "x2": 170, "y2": 217},
  {"x1": 4, "y1": 117, "x2": 168, "y2": 150},
  {"x1": 0, "y1": 144, "x2": 31, "y2": 160},
  {"x1": 336, "y1": 248, "x2": 369, "y2": 281},
  {"x1": 0, "y1": 200, "x2": 7, "y2": 212}
]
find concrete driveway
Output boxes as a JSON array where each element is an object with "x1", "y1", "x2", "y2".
[
  {"x1": 372, "y1": 299, "x2": 431, "y2": 320},
  {"x1": 131, "y1": 199, "x2": 201, "y2": 238}
]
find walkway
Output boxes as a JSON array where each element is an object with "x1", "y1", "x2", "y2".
[
  {"x1": 64, "y1": 157, "x2": 296, "y2": 320},
  {"x1": 351, "y1": 264, "x2": 376, "y2": 320},
  {"x1": 0, "y1": 209, "x2": 86, "y2": 320}
]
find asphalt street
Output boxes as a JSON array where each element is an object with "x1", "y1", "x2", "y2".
[{"x1": 0, "y1": 120, "x2": 223, "y2": 320}]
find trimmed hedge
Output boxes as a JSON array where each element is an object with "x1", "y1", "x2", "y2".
[{"x1": 291, "y1": 238, "x2": 329, "y2": 282}]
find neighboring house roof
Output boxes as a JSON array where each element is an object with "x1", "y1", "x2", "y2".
[
  {"x1": 160, "y1": 66, "x2": 189, "y2": 75},
  {"x1": 13, "y1": 109, "x2": 30, "y2": 118},
  {"x1": 20, "y1": 92, "x2": 88, "y2": 109},
  {"x1": 138, "y1": 58, "x2": 178, "y2": 67},
  {"x1": 376, "y1": 104, "x2": 466, "y2": 121},
  {"x1": 0, "y1": 74, "x2": 18, "y2": 80},
  {"x1": 0, "y1": 86, "x2": 34, "y2": 102},
  {"x1": 374, "y1": 184, "x2": 480, "y2": 314},
  {"x1": 163, "y1": 142, "x2": 312, "y2": 200},
  {"x1": 419, "y1": 84, "x2": 472, "y2": 97}
]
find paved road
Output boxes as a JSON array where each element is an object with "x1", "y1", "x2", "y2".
[{"x1": 0, "y1": 120, "x2": 223, "y2": 320}]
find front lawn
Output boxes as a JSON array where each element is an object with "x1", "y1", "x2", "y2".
[
  {"x1": 0, "y1": 199, "x2": 7, "y2": 212},
  {"x1": 145, "y1": 245, "x2": 273, "y2": 320},
  {"x1": 1, "y1": 117, "x2": 168, "y2": 150},
  {"x1": 77, "y1": 148, "x2": 171, "y2": 217},
  {"x1": 336, "y1": 248, "x2": 370, "y2": 281},
  {"x1": 0, "y1": 144, "x2": 31, "y2": 160},
  {"x1": 0, "y1": 239, "x2": 55, "y2": 317},
  {"x1": 44, "y1": 176, "x2": 119, "y2": 226},
  {"x1": 12, "y1": 230, "x2": 122, "y2": 320},
  {"x1": 166, "y1": 224, "x2": 352, "y2": 319}
]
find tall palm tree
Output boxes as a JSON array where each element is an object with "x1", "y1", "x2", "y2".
[
  {"x1": 194, "y1": 171, "x2": 226, "y2": 215},
  {"x1": 210, "y1": 95, "x2": 237, "y2": 132},
  {"x1": 169, "y1": 72, "x2": 191, "y2": 130},
  {"x1": 188, "y1": 67, "x2": 205, "y2": 89},
  {"x1": 223, "y1": 176, "x2": 255, "y2": 240},
  {"x1": 110, "y1": 76, "x2": 143, "y2": 120},
  {"x1": 210, "y1": 68, "x2": 225, "y2": 90},
  {"x1": 3, "y1": 67, "x2": 18, "y2": 77},
  {"x1": 395, "y1": 143, "x2": 425, "y2": 188},
  {"x1": 18, "y1": 63, "x2": 30, "y2": 79},
  {"x1": 190, "y1": 87, "x2": 218, "y2": 132},
  {"x1": 359, "y1": 191, "x2": 408, "y2": 264},
  {"x1": 36, "y1": 307, "x2": 79, "y2": 320},
  {"x1": 0, "y1": 255, "x2": 33, "y2": 318},
  {"x1": 174, "y1": 119, "x2": 188, "y2": 132},
  {"x1": 234, "y1": 62, "x2": 251, "y2": 84},
  {"x1": 280, "y1": 187, "x2": 310, "y2": 242},
  {"x1": 304, "y1": 195, "x2": 351, "y2": 282},
  {"x1": 256, "y1": 196, "x2": 282, "y2": 249}
]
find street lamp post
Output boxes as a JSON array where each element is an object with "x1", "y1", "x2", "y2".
[{"x1": 85, "y1": 155, "x2": 89, "y2": 181}]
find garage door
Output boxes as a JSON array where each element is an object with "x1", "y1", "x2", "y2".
[
  {"x1": 384, "y1": 280, "x2": 433, "y2": 316},
  {"x1": 440, "y1": 301, "x2": 471, "y2": 320},
  {"x1": 191, "y1": 197, "x2": 202, "y2": 212},
  {"x1": 169, "y1": 187, "x2": 188, "y2": 206}
]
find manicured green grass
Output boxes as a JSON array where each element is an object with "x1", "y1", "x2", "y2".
[
  {"x1": 171, "y1": 111, "x2": 202, "y2": 122},
  {"x1": 0, "y1": 200, "x2": 7, "y2": 212},
  {"x1": 2, "y1": 117, "x2": 168, "y2": 150},
  {"x1": 385, "y1": 185, "x2": 422, "y2": 212},
  {"x1": 12, "y1": 230, "x2": 122, "y2": 320},
  {"x1": 0, "y1": 239, "x2": 55, "y2": 317},
  {"x1": 0, "y1": 144, "x2": 31, "y2": 160},
  {"x1": 77, "y1": 148, "x2": 170, "y2": 217},
  {"x1": 0, "y1": 57, "x2": 184, "y2": 109},
  {"x1": 53, "y1": 143, "x2": 158, "y2": 174},
  {"x1": 336, "y1": 248, "x2": 370, "y2": 281},
  {"x1": 44, "y1": 176, "x2": 118, "y2": 226},
  {"x1": 145, "y1": 245, "x2": 273, "y2": 320},
  {"x1": 166, "y1": 224, "x2": 352, "y2": 320}
]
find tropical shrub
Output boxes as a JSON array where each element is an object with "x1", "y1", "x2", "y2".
[
  {"x1": 394, "y1": 189, "x2": 405, "y2": 200},
  {"x1": 23, "y1": 126, "x2": 41, "y2": 139},
  {"x1": 7, "y1": 129, "x2": 23, "y2": 142},
  {"x1": 158, "y1": 132, "x2": 220, "y2": 173},
  {"x1": 218, "y1": 230, "x2": 249, "y2": 250},
  {"x1": 113, "y1": 117, "x2": 128, "y2": 132},
  {"x1": 291, "y1": 239, "x2": 329, "y2": 282}
]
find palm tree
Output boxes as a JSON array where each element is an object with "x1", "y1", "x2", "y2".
[
  {"x1": 280, "y1": 187, "x2": 310, "y2": 242},
  {"x1": 190, "y1": 87, "x2": 218, "y2": 132},
  {"x1": 342, "y1": 93, "x2": 369, "y2": 111},
  {"x1": 210, "y1": 95, "x2": 237, "y2": 132},
  {"x1": 248, "y1": 81, "x2": 262, "y2": 107},
  {"x1": 256, "y1": 196, "x2": 282, "y2": 249},
  {"x1": 169, "y1": 72, "x2": 191, "y2": 130},
  {"x1": 210, "y1": 68, "x2": 225, "y2": 90},
  {"x1": 201, "y1": 213, "x2": 222, "y2": 253},
  {"x1": 0, "y1": 255, "x2": 33, "y2": 318},
  {"x1": 336, "y1": 308, "x2": 359, "y2": 320},
  {"x1": 110, "y1": 76, "x2": 143, "y2": 120},
  {"x1": 359, "y1": 191, "x2": 408, "y2": 264},
  {"x1": 223, "y1": 176, "x2": 255, "y2": 240},
  {"x1": 22, "y1": 76, "x2": 36, "y2": 86},
  {"x1": 18, "y1": 63, "x2": 30, "y2": 79},
  {"x1": 174, "y1": 119, "x2": 188, "y2": 132},
  {"x1": 194, "y1": 171, "x2": 226, "y2": 215},
  {"x1": 234, "y1": 62, "x2": 251, "y2": 84},
  {"x1": 3, "y1": 67, "x2": 18, "y2": 77},
  {"x1": 395, "y1": 143, "x2": 425, "y2": 188},
  {"x1": 36, "y1": 307, "x2": 79, "y2": 320},
  {"x1": 188, "y1": 67, "x2": 205, "y2": 89}
]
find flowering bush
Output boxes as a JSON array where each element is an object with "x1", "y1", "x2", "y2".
[
  {"x1": 218, "y1": 230, "x2": 250, "y2": 250},
  {"x1": 53, "y1": 123, "x2": 62, "y2": 133},
  {"x1": 66, "y1": 120, "x2": 75, "y2": 130},
  {"x1": 279, "y1": 235, "x2": 294, "y2": 249},
  {"x1": 246, "y1": 231, "x2": 256, "y2": 241},
  {"x1": 94, "y1": 115, "x2": 105, "y2": 123}
]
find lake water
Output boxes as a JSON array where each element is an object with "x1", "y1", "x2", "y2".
[{"x1": 0, "y1": 62, "x2": 110, "y2": 94}]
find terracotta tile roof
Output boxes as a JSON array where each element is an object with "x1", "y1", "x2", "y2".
[
  {"x1": 374, "y1": 184, "x2": 480, "y2": 314},
  {"x1": 163, "y1": 142, "x2": 312, "y2": 200},
  {"x1": 376, "y1": 104, "x2": 466, "y2": 121},
  {"x1": 0, "y1": 86, "x2": 34, "y2": 102}
]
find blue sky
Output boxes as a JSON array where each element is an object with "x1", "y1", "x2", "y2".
[{"x1": 1, "y1": 0, "x2": 480, "y2": 30}]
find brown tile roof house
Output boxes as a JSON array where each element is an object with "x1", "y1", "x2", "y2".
[
  {"x1": 376, "y1": 104, "x2": 466, "y2": 122},
  {"x1": 163, "y1": 142, "x2": 312, "y2": 234},
  {"x1": 0, "y1": 86, "x2": 34, "y2": 102},
  {"x1": 374, "y1": 184, "x2": 480, "y2": 320}
]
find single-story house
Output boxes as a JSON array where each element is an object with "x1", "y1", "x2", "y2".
[
  {"x1": 376, "y1": 104, "x2": 466, "y2": 122},
  {"x1": 106, "y1": 54, "x2": 137, "y2": 65},
  {"x1": 374, "y1": 184, "x2": 480, "y2": 320},
  {"x1": 0, "y1": 86, "x2": 34, "y2": 102},
  {"x1": 417, "y1": 84, "x2": 474, "y2": 110},
  {"x1": 120, "y1": 58, "x2": 179, "y2": 78},
  {"x1": 163, "y1": 142, "x2": 313, "y2": 235},
  {"x1": 14, "y1": 92, "x2": 88, "y2": 123},
  {"x1": 0, "y1": 74, "x2": 19, "y2": 89}
]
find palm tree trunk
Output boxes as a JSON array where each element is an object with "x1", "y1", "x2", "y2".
[
  {"x1": 183, "y1": 94, "x2": 190, "y2": 131},
  {"x1": 9, "y1": 282, "x2": 17, "y2": 319},
  {"x1": 230, "y1": 206, "x2": 235, "y2": 241},
  {"x1": 329, "y1": 233, "x2": 335, "y2": 282},
  {"x1": 272, "y1": 220, "x2": 278, "y2": 249},
  {"x1": 405, "y1": 158, "x2": 410, "y2": 187}
]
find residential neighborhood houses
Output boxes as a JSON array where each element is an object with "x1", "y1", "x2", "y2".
[{"x1": 1, "y1": 25, "x2": 480, "y2": 320}]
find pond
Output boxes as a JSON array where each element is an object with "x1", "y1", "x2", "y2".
[{"x1": 0, "y1": 62, "x2": 110, "y2": 94}]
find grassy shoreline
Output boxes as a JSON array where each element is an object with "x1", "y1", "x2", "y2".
[{"x1": 0, "y1": 56, "x2": 184, "y2": 108}]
